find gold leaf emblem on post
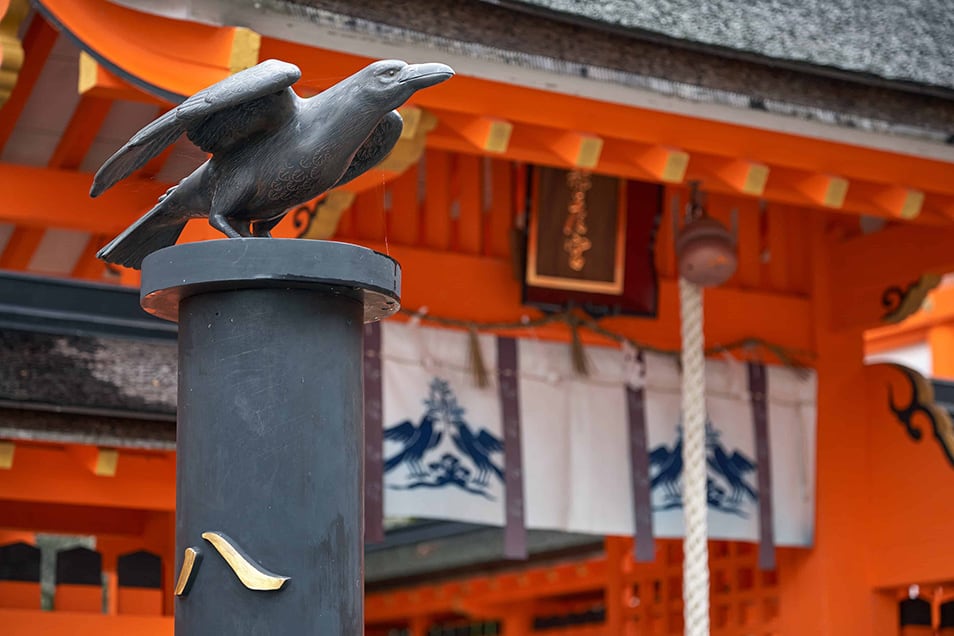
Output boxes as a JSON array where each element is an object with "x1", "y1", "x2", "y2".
[
  {"x1": 201, "y1": 531, "x2": 290, "y2": 591},
  {"x1": 174, "y1": 547, "x2": 202, "y2": 597}
]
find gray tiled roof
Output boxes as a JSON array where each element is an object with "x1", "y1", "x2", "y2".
[{"x1": 490, "y1": 0, "x2": 954, "y2": 92}]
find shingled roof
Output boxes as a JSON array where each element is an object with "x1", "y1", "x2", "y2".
[{"x1": 485, "y1": 0, "x2": 954, "y2": 94}]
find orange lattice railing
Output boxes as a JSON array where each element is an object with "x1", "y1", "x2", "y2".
[
  {"x1": 367, "y1": 538, "x2": 780, "y2": 635},
  {"x1": 605, "y1": 539, "x2": 778, "y2": 636}
]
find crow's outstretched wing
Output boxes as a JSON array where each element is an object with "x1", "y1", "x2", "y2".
[
  {"x1": 384, "y1": 420, "x2": 417, "y2": 443},
  {"x1": 649, "y1": 446, "x2": 671, "y2": 466},
  {"x1": 91, "y1": 60, "x2": 301, "y2": 197},
  {"x1": 728, "y1": 451, "x2": 755, "y2": 473},
  {"x1": 333, "y1": 110, "x2": 404, "y2": 189},
  {"x1": 476, "y1": 430, "x2": 504, "y2": 454}
]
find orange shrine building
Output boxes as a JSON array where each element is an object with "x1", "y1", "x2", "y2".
[{"x1": 0, "y1": 1, "x2": 953, "y2": 635}]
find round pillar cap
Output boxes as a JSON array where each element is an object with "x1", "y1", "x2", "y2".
[{"x1": 140, "y1": 238, "x2": 401, "y2": 323}]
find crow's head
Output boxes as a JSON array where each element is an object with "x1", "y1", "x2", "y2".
[{"x1": 359, "y1": 59, "x2": 454, "y2": 110}]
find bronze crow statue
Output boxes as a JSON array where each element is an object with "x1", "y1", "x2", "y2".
[{"x1": 92, "y1": 59, "x2": 454, "y2": 268}]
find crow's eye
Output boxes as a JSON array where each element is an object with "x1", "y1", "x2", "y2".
[{"x1": 387, "y1": 68, "x2": 398, "y2": 77}]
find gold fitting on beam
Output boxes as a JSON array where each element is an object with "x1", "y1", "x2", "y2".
[
  {"x1": 228, "y1": 27, "x2": 262, "y2": 74},
  {"x1": 94, "y1": 448, "x2": 119, "y2": 476},
  {"x1": 660, "y1": 149, "x2": 689, "y2": 183},
  {"x1": 0, "y1": 441, "x2": 14, "y2": 469},
  {"x1": 822, "y1": 176, "x2": 849, "y2": 208}
]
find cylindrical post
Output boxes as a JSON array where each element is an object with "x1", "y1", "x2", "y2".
[{"x1": 140, "y1": 238, "x2": 400, "y2": 635}]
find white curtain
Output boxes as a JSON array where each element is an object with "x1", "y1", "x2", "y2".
[{"x1": 380, "y1": 321, "x2": 816, "y2": 546}]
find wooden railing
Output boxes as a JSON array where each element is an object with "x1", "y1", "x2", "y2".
[
  {"x1": 366, "y1": 538, "x2": 780, "y2": 636},
  {"x1": 0, "y1": 541, "x2": 172, "y2": 636}
]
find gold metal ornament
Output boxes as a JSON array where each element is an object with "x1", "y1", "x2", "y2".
[
  {"x1": 174, "y1": 547, "x2": 202, "y2": 597},
  {"x1": 201, "y1": 531, "x2": 291, "y2": 591}
]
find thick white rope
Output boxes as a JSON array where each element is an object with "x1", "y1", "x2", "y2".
[{"x1": 679, "y1": 276, "x2": 709, "y2": 636}]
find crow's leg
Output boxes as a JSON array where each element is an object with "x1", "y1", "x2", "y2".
[
  {"x1": 209, "y1": 212, "x2": 242, "y2": 238},
  {"x1": 208, "y1": 187, "x2": 254, "y2": 238},
  {"x1": 251, "y1": 216, "x2": 283, "y2": 238},
  {"x1": 209, "y1": 213, "x2": 253, "y2": 238}
]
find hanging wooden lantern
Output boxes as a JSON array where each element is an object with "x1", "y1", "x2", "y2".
[{"x1": 675, "y1": 185, "x2": 737, "y2": 287}]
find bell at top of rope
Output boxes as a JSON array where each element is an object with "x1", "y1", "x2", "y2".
[{"x1": 675, "y1": 182, "x2": 738, "y2": 287}]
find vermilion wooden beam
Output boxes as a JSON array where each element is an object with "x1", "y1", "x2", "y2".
[
  {"x1": 0, "y1": 443, "x2": 174, "y2": 511},
  {"x1": 428, "y1": 129, "x2": 942, "y2": 225},
  {"x1": 40, "y1": 8, "x2": 954, "y2": 225},
  {"x1": 71, "y1": 234, "x2": 109, "y2": 280},
  {"x1": 840, "y1": 183, "x2": 926, "y2": 222},
  {"x1": 0, "y1": 13, "x2": 58, "y2": 152},
  {"x1": 831, "y1": 224, "x2": 954, "y2": 288},
  {"x1": 0, "y1": 227, "x2": 44, "y2": 270},
  {"x1": 694, "y1": 157, "x2": 770, "y2": 196},
  {"x1": 829, "y1": 224, "x2": 954, "y2": 330},
  {"x1": 357, "y1": 239, "x2": 814, "y2": 356},
  {"x1": 37, "y1": 0, "x2": 260, "y2": 102},
  {"x1": 549, "y1": 130, "x2": 603, "y2": 168},
  {"x1": 0, "y1": 608, "x2": 172, "y2": 636},
  {"x1": 48, "y1": 94, "x2": 113, "y2": 170},
  {"x1": 436, "y1": 111, "x2": 513, "y2": 153},
  {"x1": 634, "y1": 144, "x2": 690, "y2": 183},
  {"x1": 78, "y1": 51, "x2": 166, "y2": 105},
  {"x1": 211, "y1": 36, "x2": 954, "y2": 207},
  {"x1": 794, "y1": 174, "x2": 849, "y2": 209},
  {"x1": 939, "y1": 199, "x2": 954, "y2": 221},
  {"x1": 0, "y1": 498, "x2": 152, "y2": 536},
  {"x1": 0, "y1": 163, "x2": 169, "y2": 232},
  {"x1": 872, "y1": 185, "x2": 925, "y2": 220},
  {"x1": 599, "y1": 142, "x2": 689, "y2": 184},
  {"x1": 68, "y1": 446, "x2": 120, "y2": 477}
]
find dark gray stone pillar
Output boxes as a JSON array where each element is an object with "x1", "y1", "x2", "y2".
[{"x1": 140, "y1": 238, "x2": 400, "y2": 635}]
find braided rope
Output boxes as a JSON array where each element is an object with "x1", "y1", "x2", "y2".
[{"x1": 679, "y1": 277, "x2": 709, "y2": 635}]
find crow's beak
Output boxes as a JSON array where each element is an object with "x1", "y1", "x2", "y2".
[{"x1": 399, "y1": 62, "x2": 455, "y2": 89}]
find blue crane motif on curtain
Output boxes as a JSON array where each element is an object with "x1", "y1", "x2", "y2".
[
  {"x1": 384, "y1": 378, "x2": 504, "y2": 500},
  {"x1": 649, "y1": 421, "x2": 758, "y2": 517}
]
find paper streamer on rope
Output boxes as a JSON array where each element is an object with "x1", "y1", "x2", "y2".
[
  {"x1": 363, "y1": 321, "x2": 385, "y2": 544},
  {"x1": 626, "y1": 349, "x2": 655, "y2": 562},
  {"x1": 498, "y1": 336, "x2": 527, "y2": 560},
  {"x1": 748, "y1": 361, "x2": 775, "y2": 569}
]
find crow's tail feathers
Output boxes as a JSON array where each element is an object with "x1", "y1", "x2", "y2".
[{"x1": 96, "y1": 201, "x2": 187, "y2": 270}]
